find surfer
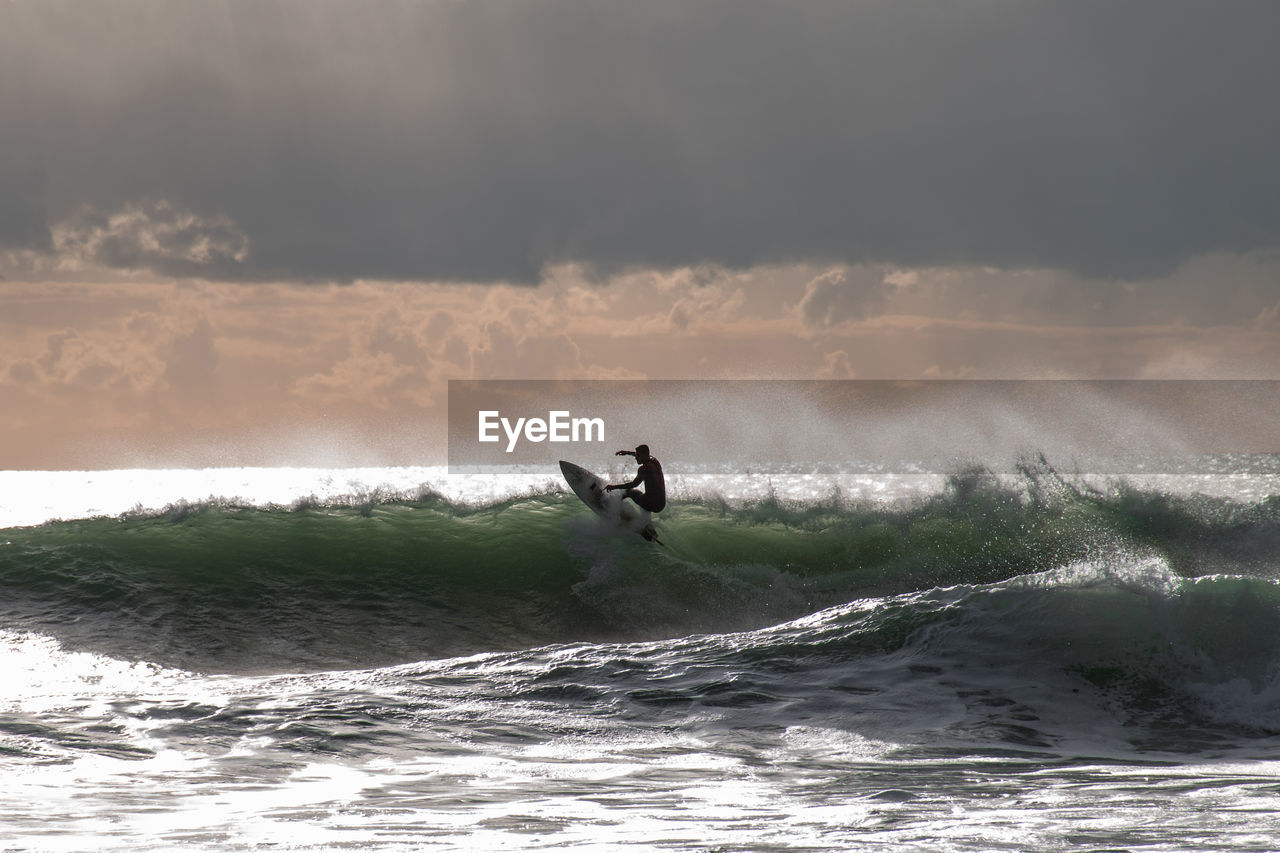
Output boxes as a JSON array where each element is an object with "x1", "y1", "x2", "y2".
[{"x1": 606, "y1": 445, "x2": 666, "y2": 513}]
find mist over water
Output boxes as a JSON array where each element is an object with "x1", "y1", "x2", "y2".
[{"x1": 449, "y1": 380, "x2": 1280, "y2": 471}]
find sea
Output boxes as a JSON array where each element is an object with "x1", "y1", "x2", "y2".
[{"x1": 2, "y1": 455, "x2": 1280, "y2": 851}]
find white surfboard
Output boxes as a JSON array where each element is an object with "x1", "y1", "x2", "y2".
[{"x1": 559, "y1": 460, "x2": 660, "y2": 542}]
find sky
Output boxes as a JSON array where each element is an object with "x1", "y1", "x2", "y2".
[{"x1": 2, "y1": 0, "x2": 1279, "y2": 469}]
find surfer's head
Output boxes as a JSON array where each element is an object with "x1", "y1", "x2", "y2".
[{"x1": 635, "y1": 444, "x2": 650, "y2": 461}]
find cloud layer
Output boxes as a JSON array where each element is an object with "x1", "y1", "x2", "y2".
[
  {"x1": 6, "y1": 263, "x2": 1280, "y2": 467},
  {"x1": 3, "y1": 0, "x2": 1278, "y2": 283}
]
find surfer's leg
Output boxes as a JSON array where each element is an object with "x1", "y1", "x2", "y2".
[{"x1": 626, "y1": 490, "x2": 664, "y2": 513}]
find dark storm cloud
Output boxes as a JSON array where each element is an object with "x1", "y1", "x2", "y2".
[{"x1": 2, "y1": 0, "x2": 1278, "y2": 283}]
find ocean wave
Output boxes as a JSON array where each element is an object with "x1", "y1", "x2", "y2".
[
  {"x1": 6, "y1": 557, "x2": 1280, "y2": 763},
  {"x1": 473, "y1": 557, "x2": 1280, "y2": 751},
  {"x1": 0, "y1": 462, "x2": 1277, "y2": 673}
]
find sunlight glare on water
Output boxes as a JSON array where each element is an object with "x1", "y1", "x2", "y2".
[{"x1": 0, "y1": 464, "x2": 950, "y2": 530}]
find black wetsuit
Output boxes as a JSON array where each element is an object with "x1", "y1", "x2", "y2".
[{"x1": 622, "y1": 457, "x2": 666, "y2": 512}]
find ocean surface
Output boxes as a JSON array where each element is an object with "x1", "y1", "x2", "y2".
[{"x1": 3, "y1": 456, "x2": 1280, "y2": 851}]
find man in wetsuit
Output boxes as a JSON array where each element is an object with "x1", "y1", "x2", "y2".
[{"x1": 606, "y1": 444, "x2": 666, "y2": 513}]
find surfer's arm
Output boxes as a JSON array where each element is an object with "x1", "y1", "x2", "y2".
[
  {"x1": 606, "y1": 474, "x2": 643, "y2": 491},
  {"x1": 615, "y1": 449, "x2": 635, "y2": 457}
]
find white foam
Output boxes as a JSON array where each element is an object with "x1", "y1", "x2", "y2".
[{"x1": 4, "y1": 458, "x2": 1274, "y2": 530}]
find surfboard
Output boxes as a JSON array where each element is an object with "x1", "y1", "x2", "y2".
[{"x1": 559, "y1": 460, "x2": 660, "y2": 543}]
